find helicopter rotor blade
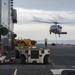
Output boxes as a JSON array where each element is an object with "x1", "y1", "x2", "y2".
[
  {"x1": 33, "y1": 18, "x2": 75, "y2": 25},
  {"x1": 58, "y1": 22, "x2": 75, "y2": 24},
  {"x1": 33, "y1": 20, "x2": 52, "y2": 23},
  {"x1": 51, "y1": 22, "x2": 60, "y2": 24},
  {"x1": 33, "y1": 20, "x2": 59, "y2": 24}
]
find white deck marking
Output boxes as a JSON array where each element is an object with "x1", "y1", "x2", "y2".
[
  {"x1": 0, "y1": 56, "x2": 6, "y2": 61},
  {"x1": 50, "y1": 69, "x2": 75, "y2": 75},
  {"x1": 52, "y1": 62, "x2": 55, "y2": 65},
  {"x1": 13, "y1": 69, "x2": 17, "y2": 75},
  {"x1": 50, "y1": 69, "x2": 64, "y2": 75}
]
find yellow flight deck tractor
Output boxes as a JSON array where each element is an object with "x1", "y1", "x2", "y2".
[
  {"x1": 14, "y1": 38, "x2": 37, "y2": 58},
  {"x1": 14, "y1": 39, "x2": 36, "y2": 47},
  {"x1": 19, "y1": 46, "x2": 50, "y2": 64},
  {"x1": 15, "y1": 38, "x2": 50, "y2": 64}
]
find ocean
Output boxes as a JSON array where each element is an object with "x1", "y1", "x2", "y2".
[{"x1": 37, "y1": 40, "x2": 75, "y2": 45}]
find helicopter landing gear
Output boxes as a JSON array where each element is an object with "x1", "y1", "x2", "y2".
[
  {"x1": 50, "y1": 32, "x2": 51, "y2": 34},
  {"x1": 59, "y1": 34, "x2": 60, "y2": 37},
  {"x1": 50, "y1": 30, "x2": 51, "y2": 34}
]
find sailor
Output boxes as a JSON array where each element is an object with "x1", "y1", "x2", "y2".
[{"x1": 44, "y1": 38, "x2": 47, "y2": 47}]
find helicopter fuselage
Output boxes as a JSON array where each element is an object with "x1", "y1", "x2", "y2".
[{"x1": 50, "y1": 25, "x2": 62, "y2": 34}]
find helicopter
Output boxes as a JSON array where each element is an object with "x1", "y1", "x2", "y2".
[
  {"x1": 49, "y1": 22, "x2": 67, "y2": 37},
  {"x1": 33, "y1": 19, "x2": 67, "y2": 37}
]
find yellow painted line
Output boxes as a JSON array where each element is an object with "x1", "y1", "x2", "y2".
[{"x1": 13, "y1": 69, "x2": 17, "y2": 75}]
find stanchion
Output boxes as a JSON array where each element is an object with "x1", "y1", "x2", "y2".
[
  {"x1": 44, "y1": 38, "x2": 48, "y2": 48},
  {"x1": 0, "y1": 44, "x2": 2, "y2": 57}
]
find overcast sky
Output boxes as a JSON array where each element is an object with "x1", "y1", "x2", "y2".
[{"x1": 13, "y1": 0, "x2": 75, "y2": 41}]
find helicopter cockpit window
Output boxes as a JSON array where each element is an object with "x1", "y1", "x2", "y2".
[{"x1": 58, "y1": 25, "x2": 62, "y2": 29}]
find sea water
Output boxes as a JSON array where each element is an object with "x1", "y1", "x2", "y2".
[{"x1": 37, "y1": 40, "x2": 75, "y2": 45}]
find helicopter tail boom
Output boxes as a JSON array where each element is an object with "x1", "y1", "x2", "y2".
[{"x1": 60, "y1": 32, "x2": 67, "y2": 34}]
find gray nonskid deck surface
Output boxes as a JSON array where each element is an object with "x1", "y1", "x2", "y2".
[
  {"x1": 0, "y1": 69, "x2": 15, "y2": 75},
  {"x1": 0, "y1": 65, "x2": 71, "y2": 75},
  {"x1": 0, "y1": 44, "x2": 75, "y2": 75}
]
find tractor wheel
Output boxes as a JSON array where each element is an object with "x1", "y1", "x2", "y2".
[
  {"x1": 20, "y1": 54, "x2": 26, "y2": 64},
  {"x1": 15, "y1": 50, "x2": 20, "y2": 58},
  {"x1": 44, "y1": 55, "x2": 50, "y2": 64}
]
